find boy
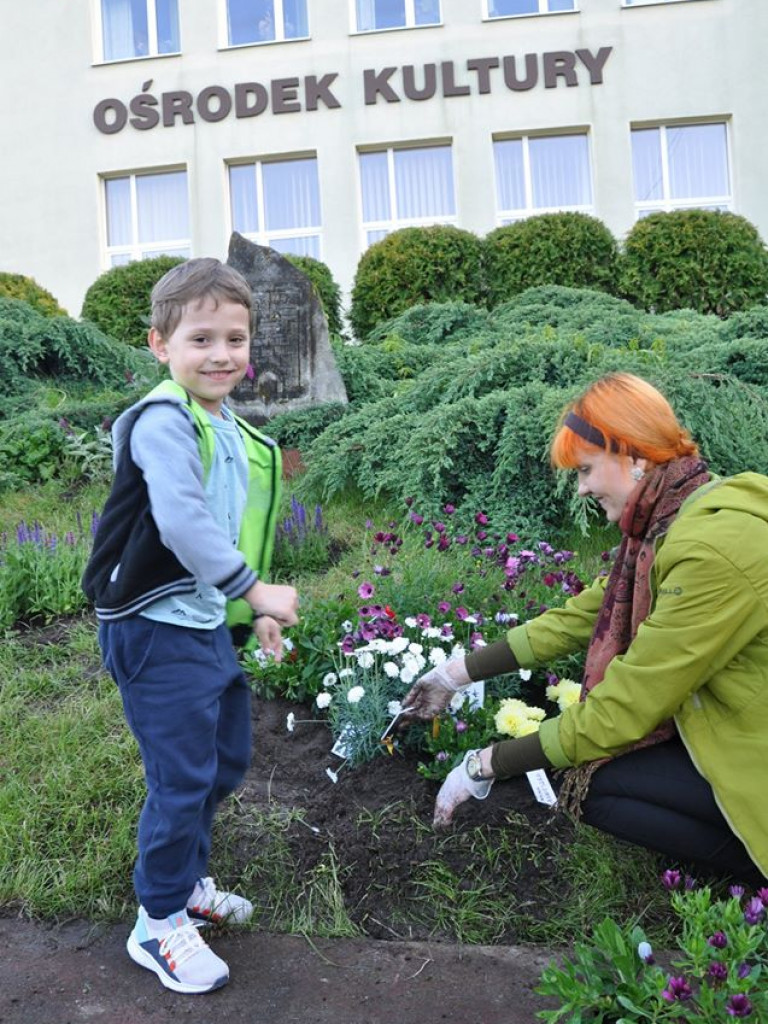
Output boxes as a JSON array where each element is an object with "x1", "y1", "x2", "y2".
[{"x1": 83, "y1": 258, "x2": 299, "y2": 994}]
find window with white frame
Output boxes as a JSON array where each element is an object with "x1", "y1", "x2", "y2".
[
  {"x1": 229, "y1": 157, "x2": 321, "y2": 257},
  {"x1": 355, "y1": 0, "x2": 440, "y2": 32},
  {"x1": 100, "y1": 0, "x2": 179, "y2": 61},
  {"x1": 631, "y1": 122, "x2": 731, "y2": 217},
  {"x1": 227, "y1": 0, "x2": 308, "y2": 44},
  {"x1": 104, "y1": 170, "x2": 190, "y2": 266},
  {"x1": 359, "y1": 145, "x2": 456, "y2": 245},
  {"x1": 486, "y1": 0, "x2": 575, "y2": 18},
  {"x1": 493, "y1": 133, "x2": 593, "y2": 222}
]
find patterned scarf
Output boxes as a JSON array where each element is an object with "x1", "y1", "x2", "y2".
[{"x1": 558, "y1": 455, "x2": 710, "y2": 818}]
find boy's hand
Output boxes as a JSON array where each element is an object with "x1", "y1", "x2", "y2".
[
  {"x1": 254, "y1": 615, "x2": 284, "y2": 662},
  {"x1": 245, "y1": 581, "x2": 299, "y2": 627}
]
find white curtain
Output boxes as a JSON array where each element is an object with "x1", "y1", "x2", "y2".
[
  {"x1": 360, "y1": 152, "x2": 391, "y2": 222},
  {"x1": 262, "y1": 159, "x2": 320, "y2": 231},
  {"x1": 136, "y1": 171, "x2": 189, "y2": 242},
  {"x1": 394, "y1": 147, "x2": 455, "y2": 218},
  {"x1": 631, "y1": 128, "x2": 663, "y2": 202},
  {"x1": 105, "y1": 178, "x2": 132, "y2": 246},
  {"x1": 667, "y1": 124, "x2": 729, "y2": 199},
  {"x1": 494, "y1": 140, "x2": 526, "y2": 212},
  {"x1": 356, "y1": 0, "x2": 405, "y2": 30},
  {"x1": 102, "y1": 0, "x2": 146, "y2": 59},
  {"x1": 529, "y1": 134, "x2": 591, "y2": 208},
  {"x1": 230, "y1": 165, "x2": 260, "y2": 234}
]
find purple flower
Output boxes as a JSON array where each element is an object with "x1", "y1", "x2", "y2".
[
  {"x1": 415, "y1": 613, "x2": 431, "y2": 628},
  {"x1": 359, "y1": 622, "x2": 377, "y2": 641},
  {"x1": 737, "y1": 962, "x2": 752, "y2": 980},
  {"x1": 708, "y1": 931, "x2": 728, "y2": 949},
  {"x1": 437, "y1": 535, "x2": 451, "y2": 551},
  {"x1": 708, "y1": 961, "x2": 728, "y2": 982},
  {"x1": 455, "y1": 607, "x2": 469, "y2": 621},
  {"x1": 424, "y1": 538, "x2": 434, "y2": 549},
  {"x1": 443, "y1": 503, "x2": 455, "y2": 515},
  {"x1": 438, "y1": 601, "x2": 451, "y2": 613},
  {"x1": 756, "y1": 887, "x2": 768, "y2": 907},
  {"x1": 469, "y1": 632, "x2": 484, "y2": 649},
  {"x1": 58, "y1": 416, "x2": 74, "y2": 435},
  {"x1": 661, "y1": 869, "x2": 682, "y2": 890},
  {"x1": 506, "y1": 532, "x2": 519, "y2": 543},
  {"x1": 341, "y1": 636, "x2": 356, "y2": 654},
  {"x1": 405, "y1": 496, "x2": 414, "y2": 507},
  {"x1": 476, "y1": 530, "x2": 488, "y2": 541},
  {"x1": 684, "y1": 874, "x2": 697, "y2": 890},
  {"x1": 600, "y1": 549, "x2": 612, "y2": 562},
  {"x1": 373, "y1": 565, "x2": 391, "y2": 576},
  {"x1": 451, "y1": 582, "x2": 465, "y2": 594},
  {"x1": 455, "y1": 721, "x2": 467, "y2": 733},
  {"x1": 432, "y1": 521, "x2": 446, "y2": 534},
  {"x1": 245, "y1": 363, "x2": 255, "y2": 380},
  {"x1": 743, "y1": 897, "x2": 764, "y2": 925},
  {"x1": 357, "y1": 581, "x2": 374, "y2": 599},
  {"x1": 436, "y1": 751, "x2": 448, "y2": 762},
  {"x1": 726, "y1": 993, "x2": 753, "y2": 1018},
  {"x1": 455, "y1": 534, "x2": 468, "y2": 545},
  {"x1": 538, "y1": 541, "x2": 554, "y2": 556},
  {"x1": 661, "y1": 976, "x2": 693, "y2": 1002},
  {"x1": 475, "y1": 512, "x2": 489, "y2": 525},
  {"x1": 409, "y1": 512, "x2": 424, "y2": 526},
  {"x1": 729, "y1": 885, "x2": 745, "y2": 898}
]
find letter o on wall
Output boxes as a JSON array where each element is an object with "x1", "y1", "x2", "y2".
[
  {"x1": 197, "y1": 86, "x2": 232, "y2": 123},
  {"x1": 93, "y1": 98, "x2": 128, "y2": 134}
]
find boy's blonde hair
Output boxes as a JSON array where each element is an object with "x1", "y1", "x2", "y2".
[{"x1": 150, "y1": 258, "x2": 252, "y2": 338}]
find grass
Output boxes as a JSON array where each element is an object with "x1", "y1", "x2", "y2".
[{"x1": 0, "y1": 478, "x2": 676, "y2": 950}]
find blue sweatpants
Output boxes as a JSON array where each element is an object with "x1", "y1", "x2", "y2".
[{"x1": 99, "y1": 617, "x2": 252, "y2": 917}]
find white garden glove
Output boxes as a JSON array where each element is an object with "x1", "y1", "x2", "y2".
[
  {"x1": 433, "y1": 751, "x2": 494, "y2": 829},
  {"x1": 401, "y1": 657, "x2": 471, "y2": 720}
]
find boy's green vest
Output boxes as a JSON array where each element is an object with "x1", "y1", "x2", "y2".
[{"x1": 147, "y1": 380, "x2": 282, "y2": 630}]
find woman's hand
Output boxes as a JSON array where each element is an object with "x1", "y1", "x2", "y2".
[
  {"x1": 401, "y1": 657, "x2": 471, "y2": 719},
  {"x1": 433, "y1": 749, "x2": 494, "y2": 828}
]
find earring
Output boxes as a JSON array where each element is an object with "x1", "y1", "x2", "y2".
[{"x1": 630, "y1": 466, "x2": 645, "y2": 482}]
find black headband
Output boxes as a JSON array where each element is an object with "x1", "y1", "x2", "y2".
[{"x1": 564, "y1": 411, "x2": 619, "y2": 453}]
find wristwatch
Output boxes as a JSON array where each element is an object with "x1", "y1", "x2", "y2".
[{"x1": 465, "y1": 749, "x2": 487, "y2": 781}]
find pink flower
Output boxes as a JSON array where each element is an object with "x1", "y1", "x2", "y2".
[{"x1": 357, "y1": 581, "x2": 374, "y2": 599}]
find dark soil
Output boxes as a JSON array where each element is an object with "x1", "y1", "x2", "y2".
[{"x1": 236, "y1": 695, "x2": 578, "y2": 945}]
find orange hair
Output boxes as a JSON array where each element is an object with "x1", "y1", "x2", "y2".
[{"x1": 550, "y1": 373, "x2": 699, "y2": 469}]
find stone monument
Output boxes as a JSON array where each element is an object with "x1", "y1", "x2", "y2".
[{"x1": 226, "y1": 232, "x2": 348, "y2": 424}]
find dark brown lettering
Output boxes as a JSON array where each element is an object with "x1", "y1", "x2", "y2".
[
  {"x1": 235, "y1": 82, "x2": 269, "y2": 118},
  {"x1": 304, "y1": 73, "x2": 341, "y2": 110},
  {"x1": 466, "y1": 57, "x2": 499, "y2": 95},
  {"x1": 272, "y1": 77, "x2": 301, "y2": 114},
  {"x1": 363, "y1": 67, "x2": 400, "y2": 105},
  {"x1": 543, "y1": 51, "x2": 578, "y2": 89},
  {"x1": 441, "y1": 61, "x2": 470, "y2": 97},
  {"x1": 162, "y1": 91, "x2": 194, "y2": 127},
  {"x1": 502, "y1": 54, "x2": 538, "y2": 91},
  {"x1": 403, "y1": 64, "x2": 437, "y2": 101},
  {"x1": 197, "y1": 85, "x2": 232, "y2": 122},
  {"x1": 93, "y1": 98, "x2": 128, "y2": 134},
  {"x1": 575, "y1": 46, "x2": 612, "y2": 84}
]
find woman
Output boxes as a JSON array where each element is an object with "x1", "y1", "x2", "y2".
[{"x1": 403, "y1": 373, "x2": 768, "y2": 884}]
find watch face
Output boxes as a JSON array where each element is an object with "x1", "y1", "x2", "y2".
[{"x1": 467, "y1": 752, "x2": 482, "y2": 780}]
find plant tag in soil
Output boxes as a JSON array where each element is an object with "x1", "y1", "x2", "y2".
[
  {"x1": 380, "y1": 708, "x2": 415, "y2": 741},
  {"x1": 331, "y1": 722, "x2": 358, "y2": 759},
  {"x1": 526, "y1": 769, "x2": 557, "y2": 806}
]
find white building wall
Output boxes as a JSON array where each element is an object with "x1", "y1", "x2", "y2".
[{"x1": 0, "y1": 0, "x2": 763, "y2": 318}]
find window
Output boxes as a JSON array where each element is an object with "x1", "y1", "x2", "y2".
[
  {"x1": 493, "y1": 134, "x2": 592, "y2": 222},
  {"x1": 229, "y1": 158, "x2": 321, "y2": 257},
  {"x1": 355, "y1": 0, "x2": 440, "y2": 32},
  {"x1": 227, "y1": 0, "x2": 308, "y2": 44},
  {"x1": 104, "y1": 170, "x2": 190, "y2": 266},
  {"x1": 631, "y1": 123, "x2": 731, "y2": 217},
  {"x1": 100, "y1": 0, "x2": 179, "y2": 61},
  {"x1": 359, "y1": 145, "x2": 455, "y2": 245},
  {"x1": 486, "y1": 0, "x2": 575, "y2": 18}
]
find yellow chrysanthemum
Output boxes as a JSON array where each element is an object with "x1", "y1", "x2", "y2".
[
  {"x1": 515, "y1": 719, "x2": 541, "y2": 737},
  {"x1": 525, "y1": 705, "x2": 546, "y2": 722},
  {"x1": 494, "y1": 703, "x2": 528, "y2": 737}
]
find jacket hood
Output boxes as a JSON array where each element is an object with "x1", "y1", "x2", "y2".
[
  {"x1": 111, "y1": 385, "x2": 190, "y2": 468},
  {"x1": 684, "y1": 472, "x2": 768, "y2": 524}
]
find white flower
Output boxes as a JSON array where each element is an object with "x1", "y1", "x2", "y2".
[
  {"x1": 463, "y1": 615, "x2": 478, "y2": 625},
  {"x1": 341, "y1": 620, "x2": 353, "y2": 633},
  {"x1": 408, "y1": 642, "x2": 424, "y2": 656},
  {"x1": 399, "y1": 667, "x2": 417, "y2": 685},
  {"x1": 473, "y1": 637, "x2": 487, "y2": 647},
  {"x1": 404, "y1": 616, "x2": 418, "y2": 628},
  {"x1": 346, "y1": 685, "x2": 366, "y2": 704},
  {"x1": 338, "y1": 668, "x2": 355, "y2": 679},
  {"x1": 368, "y1": 638, "x2": 387, "y2": 652},
  {"x1": 322, "y1": 672, "x2": 338, "y2": 688},
  {"x1": 451, "y1": 644, "x2": 466, "y2": 660},
  {"x1": 429, "y1": 646, "x2": 447, "y2": 665},
  {"x1": 316, "y1": 691, "x2": 333, "y2": 709},
  {"x1": 518, "y1": 668, "x2": 533, "y2": 681},
  {"x1": 637, "y1": 941, "x2": 654, "y2": 963},
  {"x1": 390, "y1": 636, "x2": 409, "y2": 653},
  {"x1": 356, "y1": 651, "x2": 374, "y2": 669},
  {"x1": 286, "y1": 713, "x2": 295, "y2": 733},
  {"x1": 387, "y1": 700, "x2": 403, "y2": 716},
  {"x1": 449, "y1": 691, "x2": 466, "y2": 712},
  {"x1": 325, "y1": 767, "x2": 339, "y2": 784},
  {"x1": 383, "y1": 660, "x2": 400, "y2": 678},
  {"x1": 283, "y1": 637, "x2": 294, "y2": 651},
  {"x1": 423, "y1": 627, "x2": 442, "y2": 639},
  {"x1": 402, "y1": 651, "x2": 425, "y2": 674}
]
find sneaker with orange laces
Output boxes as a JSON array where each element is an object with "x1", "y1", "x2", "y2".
[
  {"x1": 187, "y1": 876, "x2": 254, "y2": 926},
  {"x1": 127, "y1": 907, "x2": 229, "y2": 994}
]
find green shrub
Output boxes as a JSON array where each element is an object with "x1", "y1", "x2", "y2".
[
  {"x1": 80, "y1": 256, "x2": 185, "y2": 347},
  {"x1": 285, "y1": 255, "x2": 344, "y2": 335},
  {"x1": 484, "y1": 213, "x2": 619, "y2": 308},
  {"x1": 0, "y1": 273, "x2": 67, "y2": 317},
  {"x1": 619, "y1": 210, "x2": 768, "y2": 317},
  {"x1": 365, "y1": 301, "x2": 491, "y2": 347},
  {"x1": 266, "y1": 402, "x2": 348, "y2": 450},
  {"x1": 349, "y1": 226, "x2": 485, "y2": 340}
]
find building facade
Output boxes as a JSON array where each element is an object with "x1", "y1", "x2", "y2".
[{"x1": 0, "y1": 0, "x2": 763, "y2": 319}]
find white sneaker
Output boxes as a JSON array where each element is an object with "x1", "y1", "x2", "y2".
[
  {"x1": 187, "y1": 876, "x2": 254, "y2": 926},
  {"x1": 127, "y1": 907, "x2": 229, "y2": 994}
]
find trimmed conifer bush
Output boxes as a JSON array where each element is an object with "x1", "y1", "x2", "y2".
[
  {"x1": 285, "y1": 255, "x2": 344, "y2": 336},
  {"x1": 349, "y1": 226, "x2": 485, "y2": 340},
  {"x1": 0, "y1": 273, "x2": 66, "y2": 317},
  {"x1": 484, "y1": 213, "x2": 619, "y2": 308},
  {"x1": 619, "y1": 210, "x2": 768, "y2": 317},
  {"x1": 80, "y1": 255, "x2": 185, "y2": 347}
]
